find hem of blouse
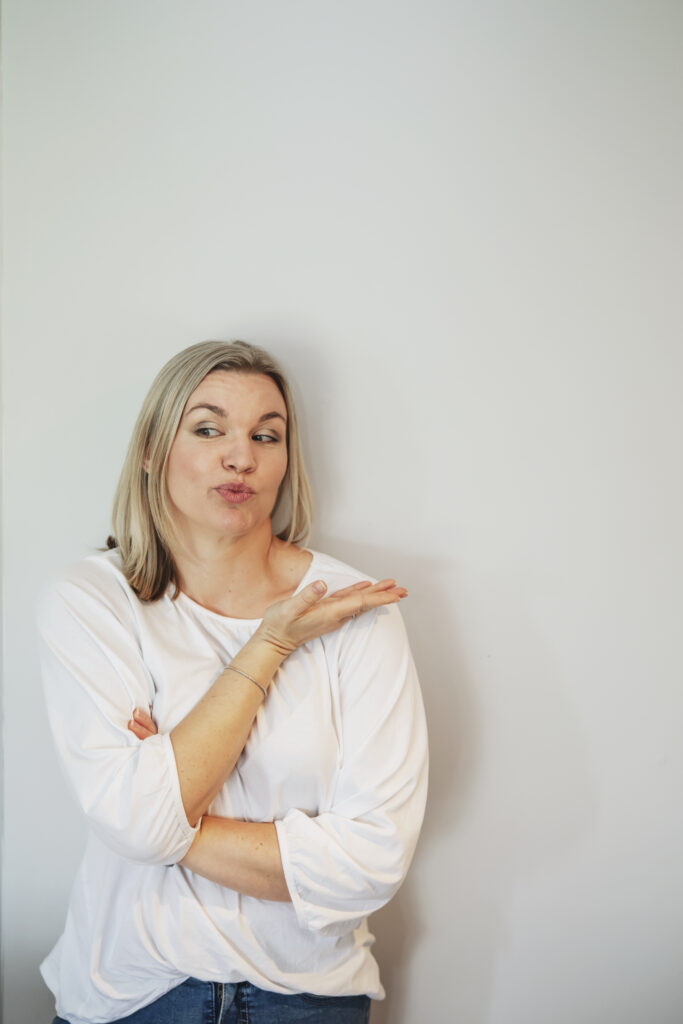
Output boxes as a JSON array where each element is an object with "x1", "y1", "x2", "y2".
[
  {"x1": 161, "y1": 732, "x2": 201, "y2": 856},
  {"x1": 273, "y1": 814, "x2": 315, "y2": 932},
  {"x1": 274, "y1": 814, "x2": 366, "y2": 938},
  {"x1": 40, "y1": 954, "x2": 58, "y2": 1003}
]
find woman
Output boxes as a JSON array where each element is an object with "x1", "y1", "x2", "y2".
[{"x1": 38, "y1": 340, "x2": 428, "y2": 1024}]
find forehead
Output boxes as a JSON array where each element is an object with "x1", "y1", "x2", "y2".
[{"x1": 184, "y1": 370, "x2": 286, "y2": 414}]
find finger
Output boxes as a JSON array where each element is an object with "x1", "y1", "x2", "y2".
[
  {"x1": 128, "y1": 708, "x2": 158, "y2": 740},
  {"x1": 382, "y1": 584, "x2": 408, "y2": 596},
  {"x1": 329, "y1": 583, "x2": 407, "y2": 609},
  {"x1": 128, "y1": 719, "x2": 156, "y2": 740},
  {"x1": 367, "y1": 578, "x2": 400, "y2": 592},
  {"x1": 327, "y1": 579, "x2": 400, "y2": 602},
  {"x1": 334, "y1": 587, "x2": 408, "y2": 623},
  {"x1": 131, "y1": 707, "x2": 157, "y2": 732},
  {"x1": 326, "y1": 580, "x2": 373, "y2": 599},
  {"x1": 355, "y1": 586, "x2": 408, "y2": 608},
  {"x1": 284, "y1": 579, "x2": 328, "y2": 615}
]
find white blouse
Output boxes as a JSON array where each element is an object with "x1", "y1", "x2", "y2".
[{"x1": 37, "y1": 547, "x2": 428, "y2": 1024}]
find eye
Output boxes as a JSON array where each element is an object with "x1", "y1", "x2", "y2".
[
  {"x1": 194, "y1": 426, "x2": 221, "y2": 438},
  {"x1": 252, "y1": 433, "x2": 280, "y2": 443}
]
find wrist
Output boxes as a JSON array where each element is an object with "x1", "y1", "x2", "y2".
[
  {"x1": 252, "y1": 624, "x2": 297, "y2": 659},
  {"x1": 227, "y1": 631, "x2": 291, "y2": 692}
]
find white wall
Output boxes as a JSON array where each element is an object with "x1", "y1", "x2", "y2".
[{"x1": 2, "y1": 2, "x2": 682, "y2": 1022}]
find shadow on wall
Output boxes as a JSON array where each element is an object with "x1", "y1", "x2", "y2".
[
  {"x1": 314, "y1": 536, "x2": 479, "y2": 1024},
  {"x1": 319, "y1": 539, "x2": 598, "y2": 1024}
]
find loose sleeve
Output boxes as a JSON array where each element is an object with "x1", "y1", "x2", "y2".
[
  {"x1": 274, "y1": 603, "x2": 428, "y2": 936},
  {"x1": 37, "y1": 567, "x2": 199, "y2": 865}
]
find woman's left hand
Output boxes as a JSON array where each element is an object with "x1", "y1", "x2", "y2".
[{"x1": 128, "y1": 707, "x2": 157, "y2": 740}]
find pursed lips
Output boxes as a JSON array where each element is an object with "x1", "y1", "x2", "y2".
[{"x1": 215, "y1": 483, "x2": 255, "y2": 504}]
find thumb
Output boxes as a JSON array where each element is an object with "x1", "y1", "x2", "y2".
[{"x1": 291, "y1": 579, "x2": 327, "y2": 611}]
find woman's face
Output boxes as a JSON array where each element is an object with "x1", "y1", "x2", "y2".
[{"x1": 164, "y1": 370, "x2": 289, "y2": 548}]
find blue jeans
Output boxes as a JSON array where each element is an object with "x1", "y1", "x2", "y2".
[{"x1": 52, "y1": 976, "x2": 371, "y2": 1023}]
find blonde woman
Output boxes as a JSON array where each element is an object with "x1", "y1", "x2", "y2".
[{"x1": 38, "y1": 340, "x2": 428, "y2": 1024}]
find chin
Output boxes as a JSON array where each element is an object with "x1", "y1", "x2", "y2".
[{"x1": 216, "y1": 511, "x2": 268, "y2": 537}]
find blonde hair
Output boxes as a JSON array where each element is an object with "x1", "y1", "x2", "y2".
[{"x1": 108, "y1": 340, "x2": 313, "y2": 601}]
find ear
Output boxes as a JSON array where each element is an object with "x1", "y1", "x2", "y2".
[{"x1": 142, "y1": 453, "x2": 150, "y2": 474}]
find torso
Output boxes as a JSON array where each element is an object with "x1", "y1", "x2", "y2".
[{"x1": 38, "y1": 546, "x2": 428, "y2": 1018}]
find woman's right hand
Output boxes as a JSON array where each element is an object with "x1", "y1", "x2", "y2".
[{"x1": 256, "y1": 578, "x2": 408, "y2": 656}]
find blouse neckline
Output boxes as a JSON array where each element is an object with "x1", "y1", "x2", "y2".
[{"x1": 173, "y1": 548, "x2": 317, "y2": 625}]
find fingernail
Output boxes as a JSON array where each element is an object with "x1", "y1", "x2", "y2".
[{"x1": 313, "y1": 581, "x2": 326, "y2": 594}]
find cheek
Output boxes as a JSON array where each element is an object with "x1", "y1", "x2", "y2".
[
  {"x1": 166, "y1": 446, "x2": 198, "y2": 494},
  {"x1": 274, "y1": 451, "x2": 288, "y2": 487},
  {"x1": 261, "y1": 453, "x2": 287, "y2": 503}
]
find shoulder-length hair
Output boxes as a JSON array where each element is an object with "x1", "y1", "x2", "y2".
[{"x1": 107, "y1": 340, "x2": 313, "y2": 602}]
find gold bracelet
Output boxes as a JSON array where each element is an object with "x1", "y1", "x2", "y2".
[{"x1": 224, "y1": 663, "x2": 267, "y2": 698}]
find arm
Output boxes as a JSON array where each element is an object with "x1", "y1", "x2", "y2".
[
  {"x1": 131, "y1": 602, "x2": 428, "y2": 917},
  {"x1": 129, "y1": 710, "x2": 289, "y2": 898},
  {"x1": 183, "y1": 818, "x2": 289, "y2": 901},
  {"x1": 39, "y1": 563, "x2": 406, "y2": 865},
  {"x1": 170, "y1": 577, "x2": 405, "y2": 827}
]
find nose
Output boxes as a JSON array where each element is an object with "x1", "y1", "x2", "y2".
[{"x1": 220, "y1": 434, "x2": 256, "y2": 474}]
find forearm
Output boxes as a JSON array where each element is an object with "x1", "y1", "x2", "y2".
[
  {"x1": 170, "y1": 632, "x2": 286, "y2": 827},
  {"x1": 149, "y1": 578, "x2": 404, "y2": 830},
  {"x1": 179, "y1": 815, "x2": 290, "y2": 902}
]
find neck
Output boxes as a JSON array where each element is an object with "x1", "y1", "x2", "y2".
[{"x1": 171, "y1": 520, "x2": 279, "y2": 609}]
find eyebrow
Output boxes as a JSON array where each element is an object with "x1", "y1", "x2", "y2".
[{"x1": 184, "y1": 403, "x2": 286, "y2": 425}]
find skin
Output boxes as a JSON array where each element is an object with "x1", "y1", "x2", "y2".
[
  {"x1": 130, "y1": 370, "x2": 408, "y2": 900},
  {"x1": 163, "y1": 371, "x2": 299, "y2": 618}
]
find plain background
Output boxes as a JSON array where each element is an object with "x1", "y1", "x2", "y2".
[{"x1": 2, "y1": 2, "x2": 682, "y2": 1022}]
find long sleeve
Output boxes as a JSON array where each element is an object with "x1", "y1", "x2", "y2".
[
  {"x1": 274, "y1": 603, "x2": 428, "y2": 937},
  {"x1": 37, "y1": 562, "x2": 199, "y2": 865}
]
